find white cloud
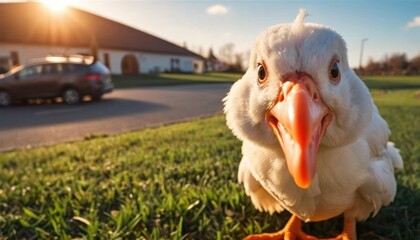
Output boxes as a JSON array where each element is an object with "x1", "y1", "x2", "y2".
[
  {"x1": 406, "y1": 16, "x2": 420, "y2": 29},
  {"x1": 207, "y1": 4, "x2": 228, "y2": 15}
]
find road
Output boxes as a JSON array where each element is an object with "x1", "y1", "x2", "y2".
[{"x1": 0, "y1": 84, "x2": 232, "y2": 152}]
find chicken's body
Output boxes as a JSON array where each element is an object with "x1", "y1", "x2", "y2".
[
  {"x1": 224, "y1": 10, "x2": 403, "y2": 239},
  {"x1": 239, "y1": 112, "x2": 401, "y2": 222}
]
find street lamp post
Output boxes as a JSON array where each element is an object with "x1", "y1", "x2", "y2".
[{"x1": 359, "y1": 38, "x2": 368, "y2": 70}]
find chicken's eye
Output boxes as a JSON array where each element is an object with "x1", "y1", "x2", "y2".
[
  {"x1": 257, "y1": 63, "x2": 267, "y2": 84},
  {"x1": 328, "y1": 59, "x2": 341, "y2": 84}
]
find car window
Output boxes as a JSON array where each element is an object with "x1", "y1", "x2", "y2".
[
  {"x1": 64, "y1": 63, "x2": 87, "y2": 74},
  {"x1": 18, "y1": 65, "x2": 42, "y2": 79},
  {"x1": 41, "y1": 64, "x2": 63, "y2": 75}
]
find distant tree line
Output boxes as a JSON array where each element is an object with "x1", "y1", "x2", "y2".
[
  {"x1": 216, "y1": 43, "x2": 249, "y2": 73},
  {"x1": 187, "y1": 41, "x2": 420, "y2": 75},
  {"x1": 186, "y1": 42, "x2": 248, "y2": 73},
  {"x1": 357, "y1": 53, "x2": 420, "y2": 76}
]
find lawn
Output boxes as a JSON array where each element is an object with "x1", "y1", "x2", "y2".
[
  {"x1": 361, "y1": 75, "x2": 420, "y2": 90},
  {"x1": 112, "y1": 72, "x2": 242, "y2": 88},
  {"x1": 0, "y1": 74, "x2": 419, "y2": 239},
  {"x1": 110, "y1": 73, "x2": 420, "y2": 90}
]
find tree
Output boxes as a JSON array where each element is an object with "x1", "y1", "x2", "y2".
[
  {"x1": 364, "y1": 58, "x2": 381, "y2": 75},
  {"x1": 218, "y1": 43, "x2": 235, "y2": 65},
  {"x1": 208, "y1": 48, "x2": 216, "y2": 59},
  {"x1": 205, "y1": 47, "x2": 221, "y2": 72},
  {"x1": 360, "y1": 52, "x2": 419, "y2": 75},
  {"x1": 387, "y1": 53, "x2": 408, "y2": 75},
  {"x1": 232, "y1": 51, "x2": 251, "y2": 72},
  {"x1": 408, "y1": 54, "x2": 420, "y2": 74}
]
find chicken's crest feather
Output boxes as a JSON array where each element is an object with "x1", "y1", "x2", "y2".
[{"x1": 290, "y1": 8, "x2": 308, "y2": 40}]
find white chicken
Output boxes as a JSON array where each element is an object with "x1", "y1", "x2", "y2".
[{"x1": 223, "y1": 9, "x2": 403, "y2": 240}]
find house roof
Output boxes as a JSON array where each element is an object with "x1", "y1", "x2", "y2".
[{"x1": 0, "y1": 2, "x2": 203, "y2": 58}]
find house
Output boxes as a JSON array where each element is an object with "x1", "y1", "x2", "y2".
[{"x1": 0, "y1": 2, "x2": 204, "y2": 74}]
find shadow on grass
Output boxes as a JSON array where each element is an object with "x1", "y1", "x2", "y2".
[
  {"x1": 356, "y1": 184, "x2": 420, "y2": 240},
  {"x1": 251, "y1": 183, "x2": 419, "y2": 239}
]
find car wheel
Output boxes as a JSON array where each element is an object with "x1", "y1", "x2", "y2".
[
  {"x1": 0, "y1": 90, "x2": 11, "y2": 107},
  {"x1": 62, "y1": 88, "x2": 81, "y2": 105}
]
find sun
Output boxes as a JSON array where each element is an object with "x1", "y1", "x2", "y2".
[{"x1": 40, "y1": 0, "x2": 69, "y2": 13}]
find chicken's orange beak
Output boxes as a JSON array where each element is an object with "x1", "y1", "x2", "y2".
[{"x1": 266, "y1": 73, "x2": 332, "y2": 189}]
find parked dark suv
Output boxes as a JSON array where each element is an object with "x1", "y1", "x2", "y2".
[{"x1": 0, "y1": 55, "x2": 113, "y2": 106}]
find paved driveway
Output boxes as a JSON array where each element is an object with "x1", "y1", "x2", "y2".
[{"x1": 0, "y1": 84, "x2": 232, "y2": 152}]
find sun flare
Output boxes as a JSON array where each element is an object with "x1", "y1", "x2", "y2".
[{"x1": 40, "y1": 0, "x2": 68, "y2": 12}]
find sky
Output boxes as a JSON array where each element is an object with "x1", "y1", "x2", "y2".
[{"x1": 2, "y1": 0, "x2": 420, "y2": 68}]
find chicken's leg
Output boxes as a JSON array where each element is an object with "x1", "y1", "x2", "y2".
[
  {"x1": 244, "y1": 215, "x2": 317, "y2": 240},
  {"x1": 244, "y1": 215, "x2": 356, "y2": 240},
  {"x1": 327, "y1": 216, "x2": 356, "y2": 240}
]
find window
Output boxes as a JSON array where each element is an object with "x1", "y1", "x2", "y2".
[
  {"x1": 18, "y1": 65, "x2": 42, "y2": 79},
  {"x1": 170, "y1": 58, "x2": 180, "y2": 72},
  {"x1": 64, "y1": 63, "x2": 87, "y2": 74},
  {"x1": 41, "y1": 64, "x2": 63, "y2": 75}
]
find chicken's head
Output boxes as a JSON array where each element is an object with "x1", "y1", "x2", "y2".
[{"x1": 224, "y1": 9, "x2": 372, "y2": 189}]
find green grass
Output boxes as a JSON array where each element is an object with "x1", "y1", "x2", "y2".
[
  {"x1": 112, "y1": 72, "x2": 242, "y2": 88},
  {"x1": 0, "y1": 75, "x2": 419, "y2": 239},
  {"x1": 110, "y1": 73, "x2": 420, "y2": 89},
  {"x1": 361, "y1": 75, "x2": 420, "y2": 90}
]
